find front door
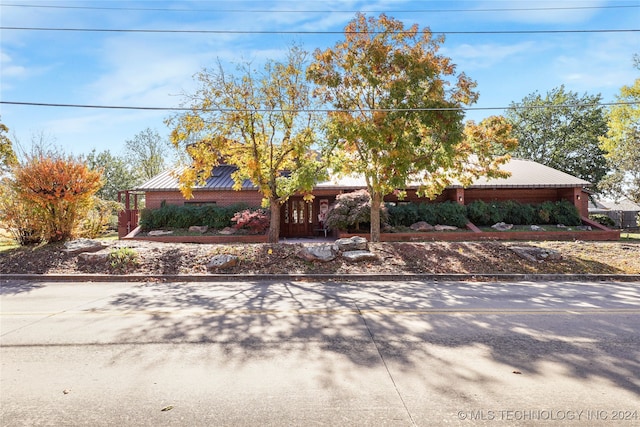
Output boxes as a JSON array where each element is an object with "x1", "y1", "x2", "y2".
[{"x1": 281, "y1": 198, "x2": 313, "y2": 237}]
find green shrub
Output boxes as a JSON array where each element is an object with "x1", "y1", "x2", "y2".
[
  {"x1": 108, "y1": 247, "x2": 139, "y2": 273},
  {"x1": 589, "y1": 213, "x2": 615, "y2": 227},
  {"x1": 548, "y1": 200, "x2": 581, "y2": 226},
  {"x1": 386, "y1": 201, "x2": 467, "y2": 228},
  {"x1": 467, "y1": 199, "x2": 580, "y2": 226},
  {"x1": 139, "y1": 203, "x2": 248, "y2": 230}
]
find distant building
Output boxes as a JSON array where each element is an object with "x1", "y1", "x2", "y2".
[{"x1": 589, "y1": 198, "x2": 640, "y2": 229}]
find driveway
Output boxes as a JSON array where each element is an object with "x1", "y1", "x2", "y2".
[{"x1": 1, "y1": 279, "x2": 639, "y2": 426}]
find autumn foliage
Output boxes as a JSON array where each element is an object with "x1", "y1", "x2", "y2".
[{"x1": 11, "y1": 156, "x2": 103, "y2": 242}]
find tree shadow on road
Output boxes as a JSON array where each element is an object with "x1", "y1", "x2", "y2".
[{"x1": 103, "y1": 280, "x2": 640, "y2": 398}]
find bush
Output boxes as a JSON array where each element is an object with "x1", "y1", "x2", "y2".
[
  {"x1": 231, "y1": 209, "x2": 270, "y2": 234},
  {"x1": 324, "y1": 190, "x2": 387, "y2": 231},
  {"x1": 108, "y1": 247, "x2": 139, "y2": 273},
  {"x1": 387, "y1": 201, "x2": 467, "y2": 228},
  {"x1": 0, "y1": 178, "x2": 45, "y2": 245},
  {"x1": 11, "y1": 155, "x2": 103, "y2": 242},
  {"x1": 466, "y1": 199, "x2": 581, "y2": 226},
  {"x1": 139, "y1": 203, "x2": 248, "y2": 230},
  {"x1": 79, "y1": 198, "x2": 124, "y2": 238},
  {"x1": 589, "y1": 213, "x2": 615, "y2": 227}
]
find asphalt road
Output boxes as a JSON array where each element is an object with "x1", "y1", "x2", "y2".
[{"x1": 1, "y1": 279, "x2": 639, "y2": 426}]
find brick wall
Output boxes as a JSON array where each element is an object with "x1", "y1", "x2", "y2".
[{"x1": 145, "y1": 190, "x2": 264, "y2": 209}]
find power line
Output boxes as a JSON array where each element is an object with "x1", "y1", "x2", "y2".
[
  {"x1": 1, "y1": 2, "x2": 638, "y2": 13},
  {"x1": 1, "y1": 26, "x2": 637, "y2": 35},
  {"x1": 2, "y1": 100, "x2": 637, "y2": 113}
]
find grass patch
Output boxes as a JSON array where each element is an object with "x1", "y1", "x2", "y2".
[{"x1": 620, "y1": 232, "x2": 640, "y2": 241}]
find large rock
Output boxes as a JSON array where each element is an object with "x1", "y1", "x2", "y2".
[
  {"x1": 510, "y1": 246, "x2": 562, "y2": 262},
  {"x1": 334, "y1": 236, "x2": 368, "y2": 252},
  {"x1": 410, "y1": 221, "x2": 434, "y2": 232},
  {"x1": 207, "y1": 254, "x2": 239, "y2": 270},
  {"x1": 492, "y1": 222, "x2": 513, "y2": 231},
  {"x1": 189, "y1": 225, "x2": 208, "y2": 234},
  {"x1": 62, "y1": 239, "x2": 107, "y2": 255},
  {"x1": 219, "y1": 227, "x2": 237, "y2": 235},
  {"x1": 78, "y1": 250, "x2": 110, "y2": 264},
  {"x1": 342, "y1": 250, "x2": 377, "y2": 263},
  {"x1": 434, "y1": 225, "x2": 458, "y2": 231},
  {"x1": 148, "y1": 230, "x2": 174, "y2": 236},
  {"x1": 296, "y1": 244, "x2": 337, "y2": 262}
]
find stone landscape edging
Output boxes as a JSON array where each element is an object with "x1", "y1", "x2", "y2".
[{"x1": 2, "y1": 273, "x2": 639, "y2": 283}]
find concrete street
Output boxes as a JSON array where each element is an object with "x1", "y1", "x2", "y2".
[{"x1": 1, "y1": 279, "x2": 639, "y2": 426}]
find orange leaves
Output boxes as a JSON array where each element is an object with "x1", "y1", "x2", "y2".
[
  {"x1": 15, "y1": 156, "x2": 102, "y2": 204},
  {"x1": 11, "y1": 156, "x2": 103, "y2": 242}
]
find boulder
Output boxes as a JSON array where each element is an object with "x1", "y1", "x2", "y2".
[
  {"x1": 296, "y1": 244, "x2": 337, "y2": 262},
  {"x1": 62, "y1": 239, "x2": 107, "y2": 254},
  {"x1": 219, "y1": 227, "x2": 237, "y2": 235},
  {"x1": 189, "y1": 225, "x2": 208, "y2": 234},
  {"x1": 491, "y1": 222, "x2": 513, "y2": 231},
  {"x1": 410, "y1": 221, "x2": 434, "y2": 232},
  {"x1": 576, "y1": 225, "x2": 592, "y2": 231},
  {"x1": 530, "y1": 225, "x2": 543, "y2": 231},
  {"x1": 342, "y1": 250, "x2": 378, "y2": 263},
  {"x1": 510, "y1": 246, "x2": 562, "y2": 262},
  {"x1": 148, "y1": 230, "x2": 174, "y2": 236},
  {"x1": 207, "y1": 254, "x2": 239, "y2": 270},
  {"x1": 334, "y1": 236, "x2": 368, "y2": 252},
  {"x1": 78, "y1": 250, "x2": 110, "y2": 264},
  {"x1": 434, "y1": 225, "x2": 458, "y2": 231}
]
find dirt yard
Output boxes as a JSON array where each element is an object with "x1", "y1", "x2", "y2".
[{"x1": 1, "y1": 238, "x2": 638, "y2": 276}]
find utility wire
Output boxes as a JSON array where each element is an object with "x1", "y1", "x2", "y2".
[
  {"x1": 2, "y1": 100, "x2": 636, "y2": 112},
  {"x1": 0, "y1": 2, "x2": 638, "y2": 13},
  {"x1": 1, "y1": 26, "x2": 637, "y2": 35}
]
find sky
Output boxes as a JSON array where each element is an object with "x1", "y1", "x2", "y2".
[{"x1": 1, "y1": 0, "x2": 639, "y2": 159}]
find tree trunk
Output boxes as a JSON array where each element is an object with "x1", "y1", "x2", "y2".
[
  {"x1": 370, "y1": 191, "x2": 382, "y2": 243},
  {"x1": 268, "y1": 198, "x2": 281, "y2": 244}
]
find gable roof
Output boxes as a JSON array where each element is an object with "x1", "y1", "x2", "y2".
[
  {"x1": 590, "y1": 198, "x2": 640, "y2": 212},
  {"x1": 135, "y1": 158, "x2": 590, "y2": 192}
]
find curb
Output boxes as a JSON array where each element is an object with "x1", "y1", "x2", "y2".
[{"x1": 2, "y1": 273, "x2": 640, "y2": 283}]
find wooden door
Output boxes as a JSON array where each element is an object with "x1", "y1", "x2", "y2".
[{"x1": 281, "y1": 198, "x2": 313, "y2": 237}]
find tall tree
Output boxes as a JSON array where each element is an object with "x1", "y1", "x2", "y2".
[
  {"x1": 84, "y1": 149, "x2": 140, "y2": 201},
  {"x1": 166, "y1": 46, "x2": 322, "y2": 243},
  {"x1": 598, "y1": 56, "x2": 640, "y2": 203},
  {"x1": 307, "y1": 13, "x2": 515, "y2": 242},
  {"x1": 0, "y1": 119, "x2": 18, "y2": 173},
  {"x1": 506, "y1": 85, "x2": 608, "y2": 186},
  {"x1": 124, "y1": 128, "x2": 170, "y2": 181}
]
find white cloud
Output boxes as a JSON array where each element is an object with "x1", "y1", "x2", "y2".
[
  {"x1": 444, "y1": 41, "x2": 537, "y2": 70},
  {"x1": 0, "y1": 50, "x2": 27, "y2": 79}
]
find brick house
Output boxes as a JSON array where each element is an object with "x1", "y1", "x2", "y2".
[{"x1": 119, "y1": 158, "x2": 591, "y2": 238}]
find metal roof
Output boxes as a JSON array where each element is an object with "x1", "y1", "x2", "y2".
[
  {"x1": 134, "y1": 165, "x2": 257, "y2": 191},
  {"x1": 135, "y1": 158, "x2": 590, "y2": 192},
  {"x1": 315, "y1": 158, "x2": 591, "y2": 189}
]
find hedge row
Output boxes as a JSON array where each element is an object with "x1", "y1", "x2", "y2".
[
  {"x1": 386, "y1": 201, "x2": 468, "y2": 228},
  {"x1": 464, "y1": 200, "x2": 581, "y2": 226},
  {"x1": 386, "y1": 199, "x2": 581, "y2": 228},
  {"x1": 139, "y1": 203, "x2": 249, "y2": 230}
]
